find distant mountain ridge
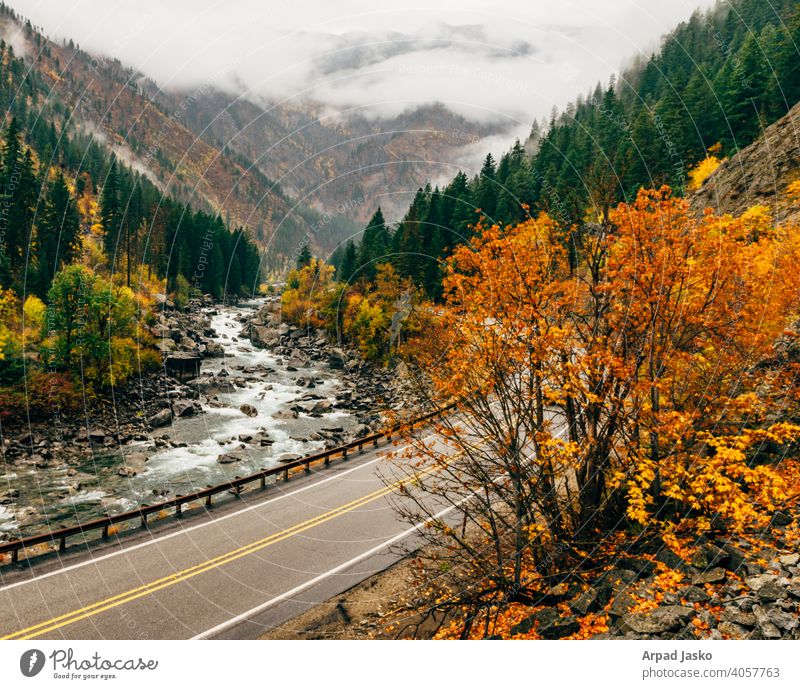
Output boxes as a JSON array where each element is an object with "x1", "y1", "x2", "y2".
[
  {"x1": 166, "y1": 91, "x2": 504, "y2": 226},
  {"x1": 0, "y1": 6, "x2": 505, "y2": 270}
]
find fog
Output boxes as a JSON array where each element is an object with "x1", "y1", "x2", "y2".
[{"x1": 7, "y1": 0, "x2": 716, "y2": 130}]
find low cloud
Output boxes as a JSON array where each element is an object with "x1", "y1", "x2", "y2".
[{"x1": 6, "y1": 0, "x2": 716, "y2": 155}]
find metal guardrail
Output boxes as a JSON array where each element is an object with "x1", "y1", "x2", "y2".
[{"x1": 0, "y1": 403, "x2": 454, "y2": 565}]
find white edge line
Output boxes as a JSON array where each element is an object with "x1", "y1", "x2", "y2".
[
  {"x1": 0, "y1": 449, "x2": 398, "y2": 593},
  {"x1": 192, "y1": 497, "x2": 468, "y2": 640}
]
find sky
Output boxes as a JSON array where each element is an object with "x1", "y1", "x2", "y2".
[{"x1": 6, "y1": 0, "x2": 717, "y2": 134}]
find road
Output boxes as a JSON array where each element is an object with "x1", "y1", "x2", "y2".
[{"x1": 0, "y1": 438, "x2": 446, "y2": 640}]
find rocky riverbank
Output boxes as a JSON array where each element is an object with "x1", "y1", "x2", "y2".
[
  {"x1": 244, "y1": 296, "x2": 427, "y2": 430},
  {"x1": 0, "y1": 296, "x2": 227, "y2": 536},
  {"x1": 1, "y1": 294, "x2": 425, "y2": 539},
  {"x1": 1, "y1": 296, "x2": 219, "y2": 470}
]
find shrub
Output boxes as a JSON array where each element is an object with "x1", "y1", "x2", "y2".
[{"x1": 0, "y1": 371, "x2": 82, "y2": 423}]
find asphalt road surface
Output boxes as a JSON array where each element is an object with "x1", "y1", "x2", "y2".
[{"x1": 0, "y1": 438, "x2": 448, "y2": 640}]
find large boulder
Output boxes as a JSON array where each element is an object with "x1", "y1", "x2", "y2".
[
  {"x1": 328, "y1": 348, "x2": 348, "y2": 369},
  {"x1": 204, "y1": 342, "x2": 225, "y2": 358},
  {"x1": 309, "y1": 400, "x2": 333, "y2": 416},
  {"x1": 250, "y1": 325, "x2": 280, "y2": 349},
  {"x1": 147, "y1": 408, "x2": 173, "y2": 428},
  {"x1": 621, "y1": 606, "x2": 694, "y2": 634},
  {"x1": 272, "y1": 409, "x2": 298, "y2": 420},
  {"x1": 172, "y1": 399, "x2": 199, "y2": 418},
  {"x1": 190, "y1": 374, "x2": 234, "y2": 396}
]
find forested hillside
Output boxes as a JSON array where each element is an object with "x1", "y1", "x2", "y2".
[
  {"x1": 170, "y1": 93, "x2": 502, "y2": 228},
  {"x1": 0, "y1": 26, "x2": 261, "y2": 407},
  {"x1": 332, "y1": 0, "x2": 800, "y2": 298},
  {"x1": 0, "y1": 4, "x2": 358, "y2": 272}
]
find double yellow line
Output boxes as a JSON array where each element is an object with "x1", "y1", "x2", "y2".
[{"x1": 3, "y1": 465, "x2": 435, "y2": 640}]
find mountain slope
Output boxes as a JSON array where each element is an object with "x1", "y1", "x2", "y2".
[
  {"x1": 0, "y1": 7, "x2": 355, "y2": 271},
  {"x1": 691, "y1": 100, "x2": 800, "y2": 225},
  {"x1": 168, "y1": 91, "x2": 503, "y2": 225}
]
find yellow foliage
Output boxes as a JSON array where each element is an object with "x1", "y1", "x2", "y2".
[
  {"x1": 787, "y1": 179, "x2": 800, "y2": 203},
  {"x1": 740, "y1": 204, "x2": 774, "y2": 240},
  {"x1": 21, "y1": 295, "x2": 46, "y2": 346},
  {"x1": 280, "y1": 258, "x2": 338, "y2": 330},
  {"x1": 0, "y1": 289, "x2": 17, "y2": 360},
  {"x1": 688, "y1": 153, "x2": 723, "y2": 191}
]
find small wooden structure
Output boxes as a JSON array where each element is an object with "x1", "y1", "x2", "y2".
[{"x1": 164, "y1": 353, "x2": 202, "y2": 381}]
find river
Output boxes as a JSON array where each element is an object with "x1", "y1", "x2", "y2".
[{"x1": 0, "y1": 299, "x2": 362, "y2": 537}]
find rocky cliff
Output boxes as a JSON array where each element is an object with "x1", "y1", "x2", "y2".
[{"x1": 691, "y1": 101, "x2": 800, "y2": 225}]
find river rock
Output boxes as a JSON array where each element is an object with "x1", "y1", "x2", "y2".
[
  {"x1": 239, "y1": 403, "x2": 259, "y2": 418},
  {"x1": 273, "y1": 409, "x2": 298, "y2": 420},
  {"x1": 309, "y1": 400, "x2": 333, "y2": 416},
  {"x1": 217, "y1": 452, "x2": 243, "y2": 464},
  {"x1": 204, "y1": 342, "x2": 225, "y2": 358},
  {"x1": 0, "y1": 489, "x2": 19, "y2": 504},
  {"x1": 328, "y1": 348, "x2": 348, "y2": 369},
  {"x1": 251, "y1": 325, "x2": 280, "y2": 348},
  {"x1": 351, "y1": 424, "x2": 370, "y2": 439},
  {"x1": 172, "y1": 400, "x2": 198, "y2": 418},
  {"x1": 147, "y1": 408, "x2": 173, "y2": 428}
]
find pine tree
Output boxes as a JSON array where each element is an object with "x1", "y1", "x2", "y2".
[
  {"x1": 358, "y1": 208, "x2": 390, "y2": 282},
  {"x1": 338, "y1": 240, "x2": 357, "y2": 283},
  {"x1": 0, "y1": 118, "x2": 37, "y2": 289},
  {"x1": 723, "y1": 33, "x2": 769, "y2": 147},
  {"x1": 296, "y1": 243, "x2": 312, "y2": 269},
  {"x1": 474, "y1": 153, "x2": 497, "y2": 220},
  {"x1": 100, "y1": 157, "x2": 122, "y2": 267},
  {"x1": 445, "y1": 171, "x2": 474, "y2": 246},
  {"x1": 35, "y1": 170, "x2": 81, "y2": 295}
]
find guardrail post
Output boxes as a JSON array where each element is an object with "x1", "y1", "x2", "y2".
[
  {"x1": 324, "y1": 455, "x2": 330, "y2": 467},
  {"x1": 283, "y1": 467, "x2": 289, "y2": 481},
  {"x1": 102, "y1": 524, "x2": 109, "y2": 540},
  {"x1": 176, "y1": 503, "x2": 182, "y2": 518},
  {"x1": 374, "y1": 437, "x2": 379, "y2": 447},
  {"x1": 59, "y1": 536, "x2": 66, "y2": 552},
  {"x1": 304, "y1": 460, "x2": 310, "y2": 473},
  {"x1": 358, "y1": 442, "x2": 363, "y2": 453},
  {"x1": 206, "y1": 494, "x2": 212, "y2": 508},
  {"x1": 260, "y1": 476, "x2": 266, "y2": 489},
  {"x1": 141, "y1": 513, "x2": 147, "y2": 529},
  {"x1": 342, "y1": 448, "x2": 348, "y2": 461}
]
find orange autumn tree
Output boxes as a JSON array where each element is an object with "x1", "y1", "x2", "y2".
[{"x1": 391, "y1": 187, "x2": 800, "y2": 628}]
